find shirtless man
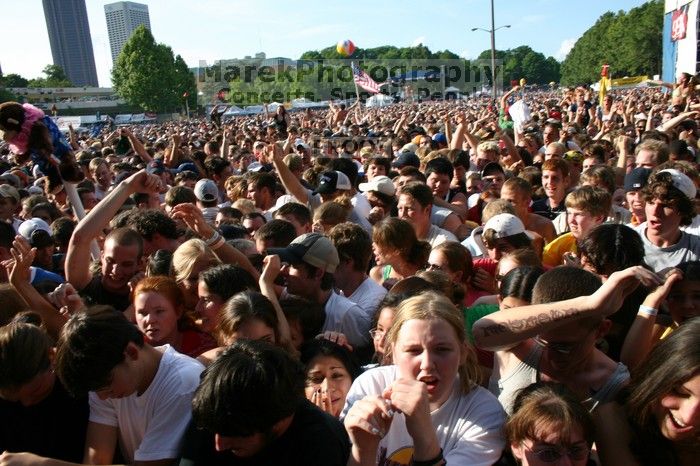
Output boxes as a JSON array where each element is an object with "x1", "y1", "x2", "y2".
[{"x1": 500, "y1": 177, "x2": 557, "y2": 244}]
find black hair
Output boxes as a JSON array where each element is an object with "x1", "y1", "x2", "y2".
[
  {"x1": 499, "y1": 266, "x2": 546, "y2": 301},
  {"x1": 146, "y1": 249, "x2": 173, "y2": 277},
  {"x1": 192, "y1": 340, "x2": 305, "y2": 436},
  {"x1": 255, "y1": 219, "x2": 297, "y2": 248},
  {"x1": 0, "y1": 221, "x2": 15, "y2": 249},
  {"x1": 300, "y1": 339, "x2": 361, "y2": 381},
  {"x1": 126, "y1": 209, "x2": 179, "y2": 241},
  {"x1": 199, "y1": 264, "x2": 258, "y2": 301},
  {"x1": 425, "y1": 157, "x2": 454, "y2": 180},
  {"x1": 578, "y1": 224, "x2": 645, "y2": 276},
  {"x1": 328, "y1": 157, "x2": 359, "y2": 186},
  {"x1": 280, "y1": 297, "x2": 325, "y2": 346},
  {"x1": 55, "y1": 306, "x2": 144, "y2": 396},
  {"x1": 274, "y1": 202, "x2": 312, "y2": 226}
]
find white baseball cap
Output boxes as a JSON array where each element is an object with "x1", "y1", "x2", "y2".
[
  {"x1": 358, "y1": 175, "x2": 396, "y2": 196},
  {"x1": 483, "y1": 213, "x2": 525, "y2": 238},
  {"x1": 658, "y1": 169, "x2": 697, "y2": 199}
]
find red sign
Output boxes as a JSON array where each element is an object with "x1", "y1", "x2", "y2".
[{"x1": 672, "y1": 6, "x2": 688, "y2": 41}]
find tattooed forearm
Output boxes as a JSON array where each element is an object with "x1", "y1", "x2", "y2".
[{"x1": 480, "y1": 307, "x2": 579, "y2": 338}]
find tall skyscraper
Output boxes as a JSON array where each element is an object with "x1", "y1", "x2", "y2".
[
  {"x1": 105, "y1": 2, "x2": 152, "y2": 64},
  {"x1": 42, "y1": 0, "x2": 99, "y2": 87}
]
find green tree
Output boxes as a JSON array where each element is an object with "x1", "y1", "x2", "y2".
[
  {"x1": 560, "y1": 0, "x2": 663, "y2": 85},
  {"x1": 0, "y1": 88, "x2": 17, "y2": 103},
  {"x1": 2, "y1": 73, "x2": 29, "y2": 88},
  {"x1": 27, "y1": 65, "x2": 72, "y2": 88},
  {"x1": 173, "y1": 54, "x2": 197, "y2": 110},
  {"x1": 477, "y1": 46, "x2": 560, "y2": 86},
  {"x1": 112, "y1": 26, "x2": 188, "y2": 112}
]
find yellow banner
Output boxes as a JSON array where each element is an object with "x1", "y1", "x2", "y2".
[{"x1": 611, "y1": 76, "x2": 649, "y2": 87}]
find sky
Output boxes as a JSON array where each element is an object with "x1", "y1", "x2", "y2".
[{"x1": 2, "y1": 0, "x2": 650, "y2": 88}]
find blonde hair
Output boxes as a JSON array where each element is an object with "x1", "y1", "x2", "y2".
[
  {"x1": 478, "y1": 141, "x2": 499, "y2": 154},
  {"x1": 88, "y1": 157, "x2": 106, "y2": 174},
  {"x1": 384, "y1": 291, "x2": 478, "y2": 393},
  {"x1": 232, "y1": 198, "x2": 256, "y2": 215},
  {"x1": 565, "y1": 186, "x2": 611, "y2": 218},
  {"x1": 171, "y1": 238, "x2": 221, "y2": 284}
]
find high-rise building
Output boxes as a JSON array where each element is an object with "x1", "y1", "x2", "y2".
[
  {"x1": 42, "y1": 0, "x2": 99, "y2": 87},
  {"x1": 105, "y1": 2, "x2": 152, "y2": 64}
]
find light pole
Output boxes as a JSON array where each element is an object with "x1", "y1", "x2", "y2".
[{"x1": 472, "y1": 0, "x2": 510, "y2": 101}]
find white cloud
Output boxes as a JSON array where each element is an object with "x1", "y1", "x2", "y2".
[
  {"x1": 556, "y1": 38, "x2": 576, "y2": 60},
  {"x1": 412, "y1": 36, "x2": 426, "y2": 47}
]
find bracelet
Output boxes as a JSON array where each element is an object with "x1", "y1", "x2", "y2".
[
  {"x1": 638, "y1": 305, "x2": 658, "y2": 317},
  {"x1": 209, "y1": 236, "x2": 226, "y2": 251},
  {"x1": 204, "y1": 231, "x2": 221, "y2": 247},
  {"x1": 411, "y1": 449, "x2": 445, "y2": 466}
]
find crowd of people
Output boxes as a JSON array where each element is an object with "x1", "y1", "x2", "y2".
[{"x1": 0, "y1": 76, "x2": 698, "y2": 466}]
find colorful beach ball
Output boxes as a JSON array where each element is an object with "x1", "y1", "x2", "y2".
[{"x1": 336, "y1": 39, "x2": 356, "y2": 57}]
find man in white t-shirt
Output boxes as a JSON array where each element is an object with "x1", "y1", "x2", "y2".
[
  {"x1": 634, "y1": 169, "x2": 700, "y2": 272},
  {"x1": 398, "y1": 182, "x2": 457, "y2": 247},
  {"x1": 26, "y1": 306, "x2": 205, "y2": 466},
  {"x1": 194, "y1": 179, "x2": 220, "y2": 226},
  {"x1": 269, "y1": 233, "x2": 372, "y2": 350},
  {"x1": 328, "y1": 222, "x2": 387, "y2": 321}
]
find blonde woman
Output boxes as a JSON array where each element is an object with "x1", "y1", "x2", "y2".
[
  {"x1": 342, "y1": 292, "x2": 506, "y2": 466},
  {"x1": 171, "y1": 238, "x2": 222, "y2": 309}
]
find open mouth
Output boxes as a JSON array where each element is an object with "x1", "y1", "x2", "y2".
[
  {"x1": 419, "y1": 375, "x2": 439, "y2": 393},
  {"x1": 669, "y1": 411, "x2": 692, "y2": 430}
]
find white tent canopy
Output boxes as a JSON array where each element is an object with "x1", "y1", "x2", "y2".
[{"x1": 365, "y1": 94, "x2": 393, "y2": 107}]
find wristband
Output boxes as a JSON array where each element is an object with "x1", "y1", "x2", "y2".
[
  {"x1": 638, "y1": 305, "x2": 658, "y2": 317},
  {"x1": 411, "y1": 449, "x2": 445, "y2": 466},
  {"x1": 204, "y1": 231, "x2": 221, "y2": 247}
]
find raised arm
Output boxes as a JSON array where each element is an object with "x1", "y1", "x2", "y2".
[
  {"x1": 473, "y1": 266, "x2": 662, "y2": 351},
  {"x1": 6, "y1": 237, "x2": 67, "y2": 340},
  {"x1": 620, "y1": 269, "x2": 682, "y2": 370},
  {"x1": 259, "y1": 255, "x2": 294, "y2": 353},
  {"x1": 500, "y1": 85, "x2": 519, "y2": 110},
  {"x1": 66, "y1": 170, "x2": 162, "y2": 291},
  {"x1": 271, "y1": 142, "x2": 310, "y2": 205},
  {"x1": 124, "y1": 128, "x2": 153, "y2": 164},
  {"x1": 169, "y1": 202, "x2": 259, "y2": 280},
  {"x1": 657, "y1": 110, "x2": 698, "y2": 133}
]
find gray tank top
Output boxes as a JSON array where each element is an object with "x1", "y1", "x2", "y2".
[{"x1": 488, "y1": 344, "x2": 630, "y2": 415}]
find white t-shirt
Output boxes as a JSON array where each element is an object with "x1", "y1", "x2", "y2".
[
  {"x1": 347, "y1": 277, "x2": 387, "y2": 320},
  {"x1": 342, "y1": 365, "x2": 506, "y2": 466},
  {"x1": 89, "y1": 345, "x2": 204, "y2": 463},
  {"x1": 323, "y1": 291, "x2": 373, "y2": 348},
  {"x1": 425, "y1": 224, "x2": 458, "y2": 248},
  {"x1": 634, "y1": 223, "x2": 700, "y2": 272},
  {"x1": 352, "y1": 191, "x2": 372, "y2": 222},
  {"x1": 462, "y1": 226, "x2": 486, "y2": 258}
]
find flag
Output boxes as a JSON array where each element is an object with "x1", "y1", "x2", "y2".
[
  {"x1": 352, "y1": 62, "x2": 381, "y2": 94},
  {"x1": 599, "y1": 64, "x2": 611, "y2": 108}
]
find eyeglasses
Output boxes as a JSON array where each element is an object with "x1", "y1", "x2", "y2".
[
  {"x1": 368, "y1": 328, "x2": 386, "y2": 340},
  {"x1": 522, "y1": 442, "x2": 590, "y2": 463}
]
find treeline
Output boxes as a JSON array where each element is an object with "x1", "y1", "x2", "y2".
[{"x1": 561, "y1": 0, "x2": 663, "y2": 85}]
